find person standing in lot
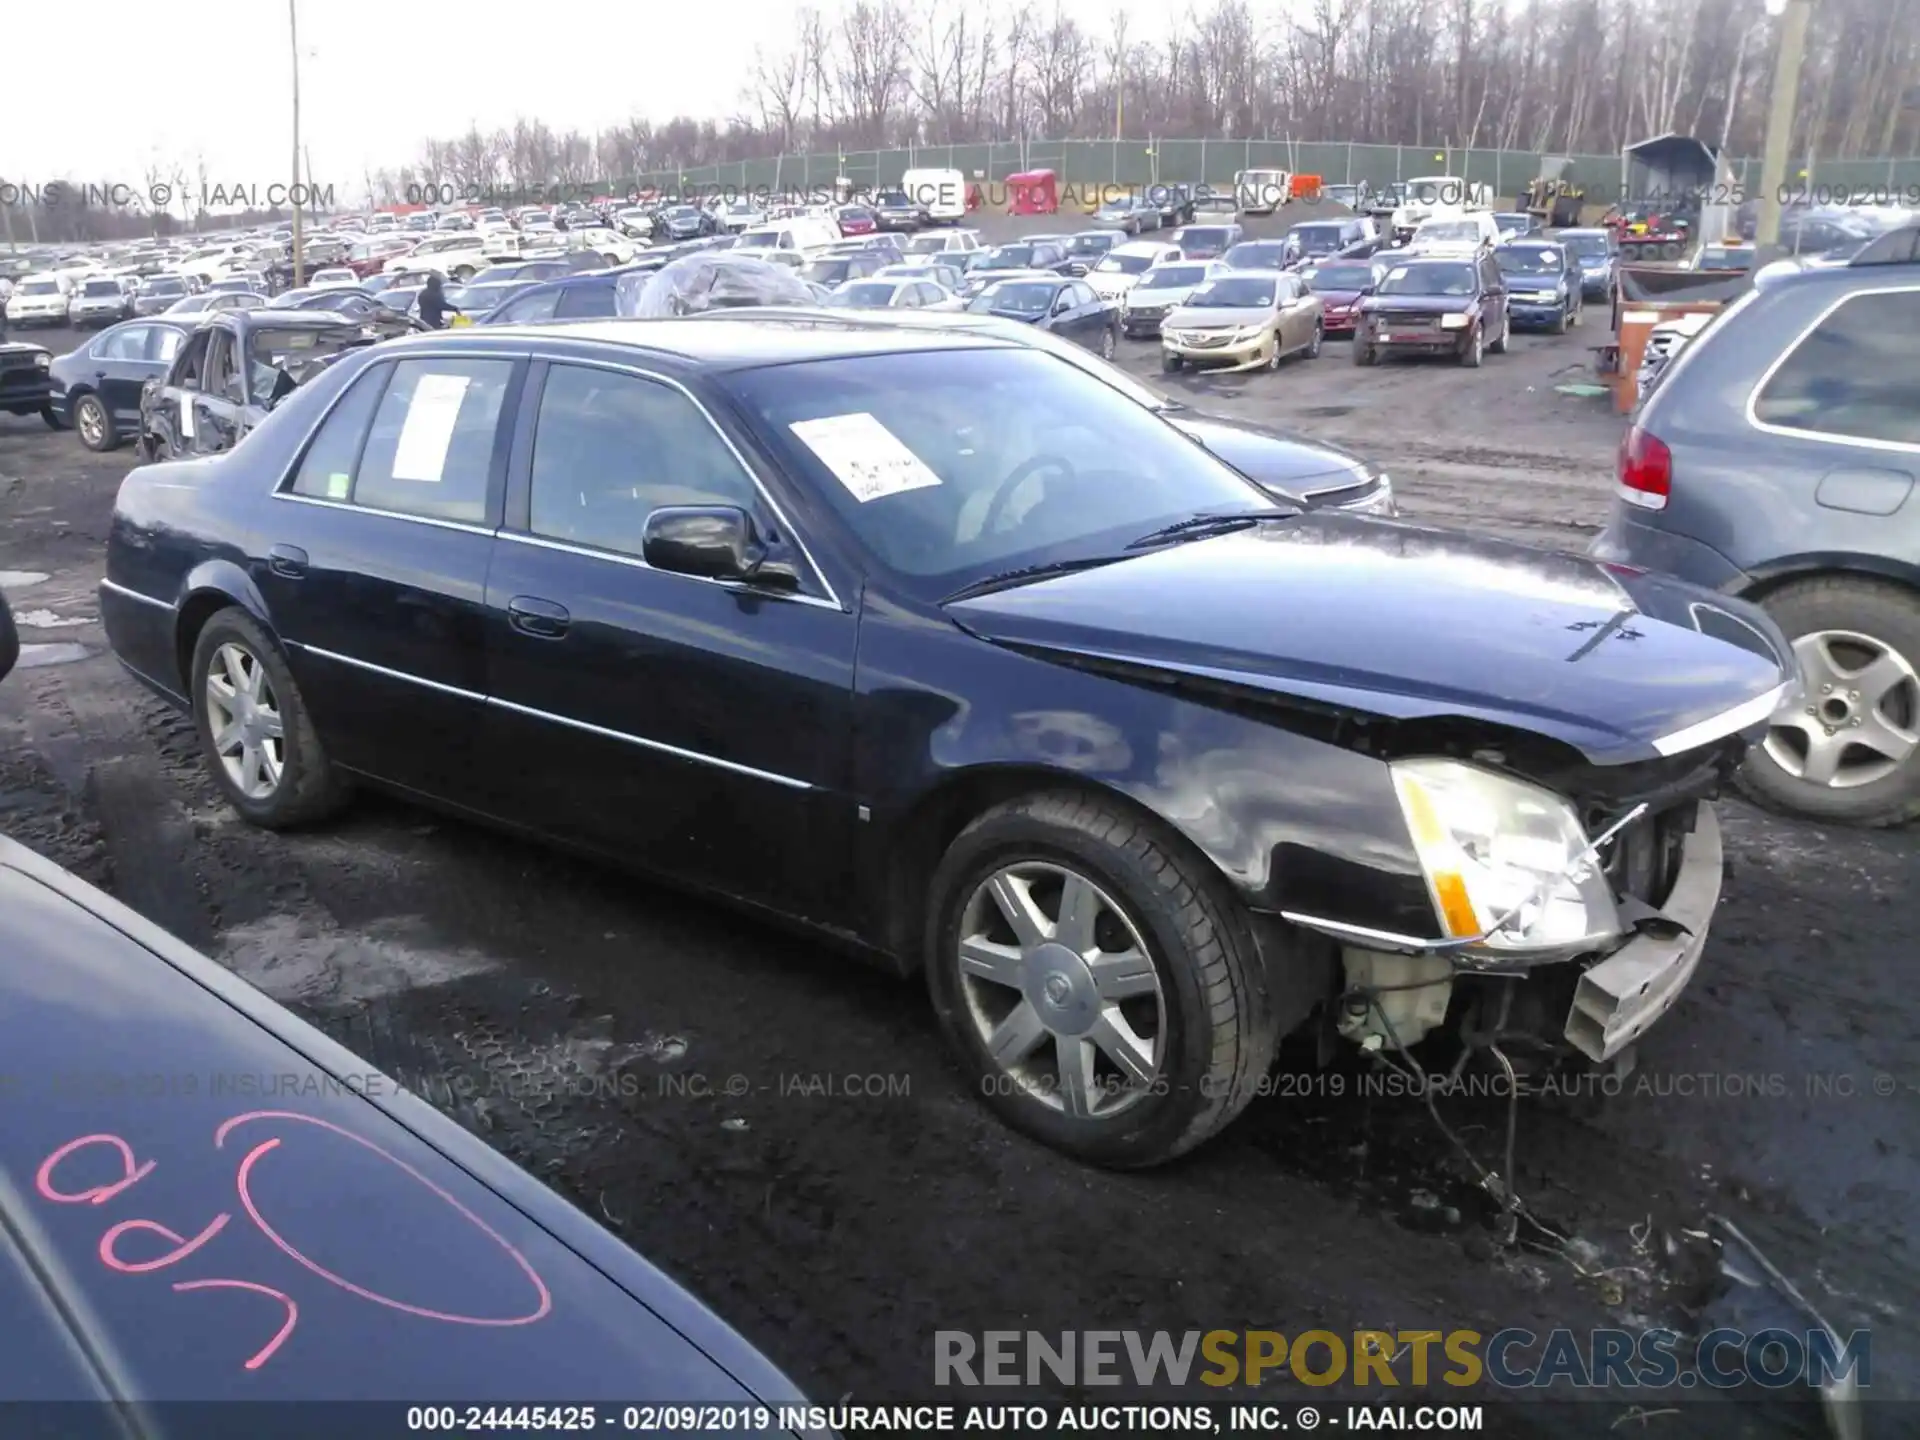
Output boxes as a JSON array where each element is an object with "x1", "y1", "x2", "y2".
[{"x1": 418, "y1": 272, "x2": 461, "y2": 329}]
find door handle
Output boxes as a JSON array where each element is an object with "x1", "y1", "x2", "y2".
[
  {"x1": 507, "y1": 595, "x2": 570, "y2": 639},
  {"x1": 267, "y1": 544, "x2": 308, "y2": 579}
]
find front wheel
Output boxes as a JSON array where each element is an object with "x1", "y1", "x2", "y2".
[
  {"x1": 1352, "y1": 334, "x2": 1377, "y2": 366},
  {"x1": 1741, "y1": 577, "x2": 1920, "y2": 826},
  {"x1": 190, "y1": 609, "x2": 349, "y2": 829},
  {"x1": 1305, "y1": 323, "x2": 1323, "y2": 359},
  {"x1": 925, "y1": 792, "x2": 1281, "y2": 1167},
  {"x1": 1161, "y1": 351, "x2": 1183, "y2": 373},
  {"x1": 1486, "y1": 313, "x2": 1509, "y2": 354}
]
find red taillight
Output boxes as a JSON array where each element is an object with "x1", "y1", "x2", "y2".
[{"x1": 1618, "y1": 425, "x2": 1672, "y2": 510}]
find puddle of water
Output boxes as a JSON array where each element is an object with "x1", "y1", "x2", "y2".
[
  {"x1": 15, "y1": 609, "x2": 94, "y2": 629},
  {"x1": 14, "y1": 643, "x2": 92, "y2": 668},
  {"x1": 0, "y1": 571, "x2": 50, "y2": 589}
]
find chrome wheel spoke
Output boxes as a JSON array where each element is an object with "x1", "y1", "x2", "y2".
[
  {"x1": 958, "y1": 935, "x2": 1024, "y2": 988},
  {"x1": 207, "y1": 675, "x2": 238, "y2": 708},
  {"x1": 256, "y1": 708, "x2": 284, "y2": 742},
  {"x1": 985, "y1": 1000, "x2": 1048, "y2": 1067},
  {"x1": 986, "y1": 871, "x2": 1049, "y2": 947},
  {"x1": 218, "y1": 645, "x2": 249, "y2": 696},
  {"x1": 1089, "y1": 948, "x2": 1157, "y2": 1000},
  {"x1": 1799, "y1": 733, "x2": 1848, "y2": 786},
  {"x1": 1052, "y1": 872, "x2": 1100, "y2": 955},
  {"x1": 1858, "y1": 709, "x2": 1918, "y2": 764},
  {"x1": 1054, "y1": 1035, "x2": 1097, "y2": 1118},
  {"x1": 1851, "y1": 652, "x2": 1913, "y2": 709},
  {"x1": 1089, "y1": 1009, "x2": 1156, "y2": 1086},
  {"x1": 212, "y1": 718, "x2": 246, "y2": 756}
]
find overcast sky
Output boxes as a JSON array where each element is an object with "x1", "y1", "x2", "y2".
[{"x1": 4, "y1": 0, "x2": 1148, "y2": 200}]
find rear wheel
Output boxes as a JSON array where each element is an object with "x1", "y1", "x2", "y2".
[
  {"x1": 1742, "y1": 577, "x2": 1920, "y2": 826},
  {"x1": 925, "y1": 791, "x2": 1281, "y2": 1167},
  {"x1": 74, "y1": 393, "x2": 117, "y2": 451},
  {"x1": 190, "y1": 609, "x2": 349, "y2": 829}
]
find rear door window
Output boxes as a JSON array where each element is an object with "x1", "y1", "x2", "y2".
[
  {"x1": 351, "y1": 359, "x2": 515, "y2": 523},
  {"x1": 1752, "y1": 289, "x2": 1920, "y2": 447}
]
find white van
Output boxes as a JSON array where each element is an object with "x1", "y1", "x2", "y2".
[
  {"x1": 735, "y1": 215, "x2": 841, "y2": 254},
  {"x1": 1405, "y1": 209, "x2": 1501, "y2": 257},
  {"x1": 1235, "y1": 169, "x2": 1291, "y2": 216},
  {"x1": 901, "y1": 168, "x2": 967, "y2": 224}
]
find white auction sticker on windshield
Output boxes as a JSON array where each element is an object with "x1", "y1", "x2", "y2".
[
  {"x1": 789, "y1": 412, "x2": 942, "y2": 504},
  {"x1": 390, "y1": 373, "x2": 471, "y2": 483},
  {"x1": 1385, "y1": 267, "x2": 1409, "y2": 281}
]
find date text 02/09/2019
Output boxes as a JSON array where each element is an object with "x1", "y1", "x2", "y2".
[{"x1": 397, "y1": 1403, "x2": 1486, "y2": 1433}]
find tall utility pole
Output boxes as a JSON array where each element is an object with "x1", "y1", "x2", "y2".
[
  {"x1": 1753, "y1": 0, "x2": 1813, "y2": 247},
  {"x1": 289, "y1": 0, "x2": 305, "y2": 287}
]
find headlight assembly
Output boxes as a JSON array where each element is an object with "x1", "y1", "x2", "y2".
[
  {"x1": 1439, "y1": 313, "x2": 1470, "y2": 329},
  {"x1": 1389, "y1": 758, "x2": 1622, "y2": 960}
]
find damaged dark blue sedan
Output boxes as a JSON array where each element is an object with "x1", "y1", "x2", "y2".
[{"x1": 100, "y1": 319, "x2": 1797, "y2": 1167}]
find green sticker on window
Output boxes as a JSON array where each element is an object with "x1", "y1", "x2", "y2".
[{"x1": 326, "y1": 472, "x2": 351, "y2": 499}]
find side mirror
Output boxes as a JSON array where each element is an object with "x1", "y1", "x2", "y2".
[
  {"x1": 0, "y1": 587, "x2": 16, "y2": 685},
  {"x1": 641, "y1": 506, "x2": 797, "y2": 589}
]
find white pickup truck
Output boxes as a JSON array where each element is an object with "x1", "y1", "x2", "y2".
[{"x1": 1389, "y1": 176, "x2": 1493, "y2": 240}]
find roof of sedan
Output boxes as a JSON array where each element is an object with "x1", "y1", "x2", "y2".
[{"x1": 395, "y1": 316, "x2": 1017, "y2": 367}]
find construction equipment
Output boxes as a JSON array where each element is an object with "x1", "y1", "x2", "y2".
[
  {"x1": 1523, "y1": 157, "x2": 1585, "y2": 228},
  {"x1": 1606, "y1": 133, "x2": 1738, "y2": 266}
]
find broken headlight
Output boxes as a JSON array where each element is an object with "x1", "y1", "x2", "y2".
[{"x1": 1389, "y1": 757, "x2": 1622, "y2": 959}]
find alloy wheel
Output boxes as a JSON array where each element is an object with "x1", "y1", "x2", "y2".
[
  {"x1": 955, "y1": 861, "x2": 1167, "y2": 1120},
  {"x1": 1100, "y1": 328, "x2": 1116, "y2": 360},
  {"x1": 77, "y1": 398, "x2": 105, "y2": 448},
  {"x1": 1765, "y1": 629, "x2": 1920, "y2": 788},
  {"x1": 205, "y1": 642, "x2": 286, "y2": 801}
]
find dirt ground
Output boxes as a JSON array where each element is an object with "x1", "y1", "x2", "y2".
[{"x1": 1, "y1": 220, "x2": 1913, "y2": 1436}]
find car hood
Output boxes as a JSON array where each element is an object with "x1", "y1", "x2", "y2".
[
  {"x1": 1361, "y1": 293, "x2": 1475, "y2": 314},
  {"x1": 1163, "y1": 411, "x2": 1369, "y2": 487},
  {"x1": 945, "y1": 514, "x2": 1795, "y2": 766},
  {"x1": 1312, "y1": 287, "x2": 1366, "y2": 305},
  {"x1": 1125, "y1": 285, "x2": 1194, "y2": 305},
  {"x1": 1, "y1": 342, "x2": 51, "y2": 360},
  {"x1": 1163, "y1": 304, "x2": 1272, "y2": 330}
]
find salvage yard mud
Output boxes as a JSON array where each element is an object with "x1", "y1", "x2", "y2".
[{"x1": 1, "y1": 287, "x2": 1914, "y2": 1435}]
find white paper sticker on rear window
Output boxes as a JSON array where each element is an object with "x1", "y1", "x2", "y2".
[
  {"x1": 1385, "y1": 267, "x2": 1409, "y2": 281},
  {"x1": 789, "y1": 413, "x2": 942, "y2": 503},
  {"x1": 390, "y1": 373, "x2": 471, "y2": 482}
]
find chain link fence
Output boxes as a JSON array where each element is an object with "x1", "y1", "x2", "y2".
[{"x1": 621, "y1": 139, "x2": 1920, "y2": 206}]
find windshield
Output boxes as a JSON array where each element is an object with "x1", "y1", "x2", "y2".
[
  {"x1": 1699, "y1": 250, "x2": 1752, "y2": 270},
  {"x1": 727, "y1": 203, "x2": 759, "y2": 216},
  {"x1": 905, "y1": 235, "x2": 949, "y2": 253},
  {"x1": 1177, "y1": 228, "x2": 1233, "y2": 249},
  {"x1": 145, "y1": 277, "x2": 187, "y2": 293},
  {"x1": 1092, "y1": 253, "x2": 1153, "y2": 275},
  {"x1": 19, "y1": 280, "x2": 59, "y2": 295},
  {"x1": 82, "y1": 280, "x2": 119, "y2": 296},
  {"x1": 836, "y1": 282, "x2": 899, "y2": 306},
  {"x1": 1378, "y1": 262, "x2": 1476, "y2": 296},
  {"x1": 1291, "y1": 225, "x2": 1344, "y2": 250},
  {"x1": 666, "y1": 207, "x2": 699, "y2": 221},
  {"x1": 1185, "y1": 276, "x2": 1275, "y2": 308},
  {"x1": 980, "y1": 245, "x2": 1037, "y2": 269},
  {"x1": 1221, "y1": 243, "x2": 1291, "y2": 270},
  {"x1": 968, "y1": 282, "x2": 1055, "y2": 315},
  {"x1": 1305, "y1": 263, "x2": 1376, "y2": 291},
  {"x1": 1563, "y1": 235, "x2": 1611, "y2": 259},
  {"x1": 167, "y1": 296, "x2": 213, "y2": 311},
  {"x1": 802, "y1": 260, "x2": 851, "y2": 285},
  {"x1": 1069, "y1": 235, "x2": 1114, "y2": 255},
  {"x1": 1417, "y1": 221, "x2": 1481, "y2": 242},
  {"x1": 1139, "y1": 265, "x2": 1209, "y2": 290},
  {"x1": 450, "y1": 282, "x2": 527, "y2": 309},
  {"x1": 719, "y1": 348, "x2": 1268, "y2": 587},
  {"x1": 1495, "y1": 248, "x2": 1560, "y2": 275}
]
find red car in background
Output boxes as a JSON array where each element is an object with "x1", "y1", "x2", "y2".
[
  {"x1": 1299, "y1": 255, "x2": 1384, "y2": 337},
  {"x1": 837, "y1": 205, "x2": 878, "y2": 236},
  {"x1": 347, "y1": 235, "x2": 418, "y2": 278}
]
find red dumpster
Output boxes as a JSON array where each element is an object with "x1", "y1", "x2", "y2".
[{"x1": 1005, "y1": 169, "x2": 1059, "y2": 216}]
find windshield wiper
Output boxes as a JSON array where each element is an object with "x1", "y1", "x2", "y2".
[
  {"x1": 1124, "y1": 507, "x2": 1298, "y2": 550},
  {"x1": 940, "y1": 555, "x2": 1131, "y2": 604}
]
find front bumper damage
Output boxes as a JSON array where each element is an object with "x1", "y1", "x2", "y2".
[{"x1": 1290, "y1": 800, "x2": 1724, "y2": 1066}]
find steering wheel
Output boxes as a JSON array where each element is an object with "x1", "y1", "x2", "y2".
[{"x1": 981, "y1": 453, "x2": 1077, "y2": 537}]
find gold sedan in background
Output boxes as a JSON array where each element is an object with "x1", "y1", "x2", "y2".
[{"x1": 1160, "y1": 270, "x2": 1325, "y2": 374}]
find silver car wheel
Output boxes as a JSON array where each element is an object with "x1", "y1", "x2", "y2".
[
  {"x1": 956, "y1": 861, "x2": 1166, "y2": 1120},
  {"x1": 205, "y1": 642, "x2": 286, "y2": 801},
  {"x1": 1765, "y1": 628, "x2": 1920, "y2": 788},
  {"x1": 76, "y1": 398, "x2": 106, "y2": 447}
]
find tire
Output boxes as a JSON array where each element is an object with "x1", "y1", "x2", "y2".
[
  {"x1": 1459, "y1": 325, "x2": 1484, "y2": 367},
  {"x1": 1161, "y1": 351, "x2": 1182, "y2": 373},
  {"x1": 41, "y1": 402, "x2": 64, "y2": 431},
  {"x1": 1264, "y1": 338, "x2": 1282, "y2": 371},
  {"x1": 73, "y1": 392, "x2": 118, "y2": 452},
  {"x1": 1099, "y1": 326, "x2": 1117, "y2": 360},
  {"x1": 1305, "y1": 322, "x2": 1323, "y2": 359},
  {"x1": 924, "y1": 790, "x2": 1281, "y2": 1167},
  {"x1": 190, "y1": 608, "x2": 349, "y2": 829},
  {"x1": 1352, "y1": 335, "x2": 1376, "y2": 366},
  {"x1": 1486, "y1": 312, "x2": 1509, "y2": 354},
  {"x1": 1739, "y1": 576, "x2": 1920, "y2": 827},
  {"x1": 1549, "y1": 305, "x2": 1568, "y2": 336}
]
